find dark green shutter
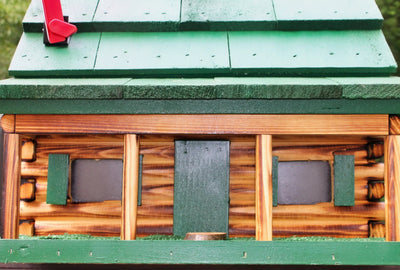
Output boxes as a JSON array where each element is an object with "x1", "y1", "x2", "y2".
[{"x1": 174, "y1": 140, "x2": 230, "y2": 237}]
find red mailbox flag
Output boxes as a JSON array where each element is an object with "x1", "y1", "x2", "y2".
[{"x1": 42, "y1": 0, "x2": 77, "y2": 44}]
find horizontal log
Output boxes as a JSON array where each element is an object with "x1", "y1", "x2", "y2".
[
  {"x1": 19, "y1": 134, "x2": 385, "y2": 238},
  {"x1": 20, "y1": 200, "x2": 122, "y2": 219},
  {"x1": 20, "y1": 179, "x2": 36, "y2": 202},
  {"x1": 0, "y1": 114, "x2": 14, "y2": 133},
  {"x1": 367, "y1": 141, "x2": 384, "y2": 160},
  {"x1": 369, "y1": 221, "x2": 385, "y2": 238},
  {"x1": 13, "y1": 114, "x2": 388, "y2": 135},
  {"x1": 19, "y1": 220, "x2": 34, "y2": 236},
  {"x1": 21, "y1": 140, "x2": 36, "y2": 162},
  {"x1": 368, "y1": 181, "x2": 385, "y2": 201},
  {"x1": 273, "y1": 219, "x2": 369, "y2": 238},
  {"x1": 273, "y1": 202, "x2": 385, "y2": 220},
  {"x1": 389, "y1": 115, "x2": 400, "y2": 135},
  {"x1": 34, "y1": 217, "x2": 121, "y2": 236}
]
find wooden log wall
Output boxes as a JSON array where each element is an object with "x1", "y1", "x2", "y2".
[{"x1": 19, "y1": 134, "x2": 385, "y2": 238}]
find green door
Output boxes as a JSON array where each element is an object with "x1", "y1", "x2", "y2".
[{"x1": 173, "y1": 140, "x2": 230, "y2": 237}]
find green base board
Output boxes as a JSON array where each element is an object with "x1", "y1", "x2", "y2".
[{"x1": 0, "y1": 239, "x2": 398, "y2": 265}]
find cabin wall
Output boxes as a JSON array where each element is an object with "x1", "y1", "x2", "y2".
[{"x1": 19, "y1": 134, "x2": 384, "y2": 238}]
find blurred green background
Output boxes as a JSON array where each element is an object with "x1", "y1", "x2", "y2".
[{"x1": 0, "y1": 0, "x2": 399, "y2": 79}]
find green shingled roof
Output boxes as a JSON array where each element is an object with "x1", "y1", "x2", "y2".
[{"x1": 1, "y1": 0, "x2": 400, "y2": 113}]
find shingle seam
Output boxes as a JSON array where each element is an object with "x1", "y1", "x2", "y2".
[
  {"x1": 270, "y1": 0, "x2": 278, "y2": 29},
  {"x1": 179, "y1": 0, "x2": 183, "y2": 25},
  {"x1": 92, "y1": 32, "x2": 103, "y2": 71},
  {"x1": 226, "y1": 32, "x2": 232, "y2": 71},
  {"x1": 91, "y1": 0, "x2": 101, "y2": 22}
]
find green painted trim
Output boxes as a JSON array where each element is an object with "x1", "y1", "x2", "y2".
[
  {"x1": 1, "y1": 240, "x2": 400, "y2": 265},
  {"x1": 138, "y1": 154, "x2": 143, "y2": 206},
  {"x1": 272, "y1": 156, "x2": 279, "y2": 207},
  {"x1": 174, "y1": 141, "x2": 230, "y2": 237},
  {"x1": 0, "y1": 99, "x2": 400, "y2": 114},
  {"x1": 2, "y1": 77, "x2": 400, "y2": 100},
  {"x1": 334, "y1": 155, "x2": 355, "y2": 206},
  {"x1": 46, "y1": 154, "x2": 70, "y2": 205}
]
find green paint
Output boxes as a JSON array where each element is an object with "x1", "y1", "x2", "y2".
[
  {"x1": 8, "y1": 30, "x2": 396, "y2": 77},
  {"x1": 274, "y1": 0, "x2": 383, "y2": 30},
  {"x1": 92, "y1": 0, "x2": 180, "y2": 32},
  {"x1": 8, "y1": 33, "x2": 101, "y2": 77},
  {"x1": 332, "y1": 77, "x2": 400, "y2": 99},
  {"x1": 21, "y1": 0, "x2": 383, "y2": 32},
  {"x1": 3, "y1": 77, "x2": 400, "y2": 100},
  {"x1": 2, "y1": 99, "x2": 400, "y2": 114},
  {"x1": 46, "y1": 154, "x2": 70, "y2": 205},
  {"x1": 274, "y1": 236, "x2": 384, "y2": 242},
  {"x1": 138, "y1": 154, "x2": 143, "y2": 206},
  {"x1": 229, "y1": 31, "x2": 396, "y2": 77},
  {"x1": 94, "y1": 32, "x2": 230, "y2": 76},
  {"x1": 174, "y1": 141, "x2": 230, "y2": 237},
  {"x1": 180, "y1": 0, "x2": 276, "y2": 30},
  {"x1": 22, "y1": 0, "x2": 99, "y2": 32},
  {"x1": 0, "y1": 78, "x2": 130, "y2": 99},
  {"x1": 272, "y1": 156, "x2": 279, "y2": 207},
  {"x1": 1, "y1": 240, "x2": 400, "y2": 265},
  {"x1": 334, "y1": 155, "x2": 355, "y2": 206}
]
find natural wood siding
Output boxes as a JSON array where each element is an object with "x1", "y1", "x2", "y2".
[{"x1": 19, "y1": 134, "x2": 384, "y2": 238}]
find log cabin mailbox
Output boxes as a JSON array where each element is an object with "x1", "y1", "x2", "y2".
[{"x1": 1, "y1": 0, "x2": 400, "y2": 266}]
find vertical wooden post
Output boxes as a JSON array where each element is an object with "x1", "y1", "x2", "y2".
[
  {"x1": 2, "y1": 133, "x2": 21, "y2": 239},
  {"x1": 385, "y1": 135, "x2": 400, "y2": 241},
  {"x1": 255, "y1": 135, "x2": 273, "y2": 241},
  {"x1": 121, "y1": 134, "x2": 139, "y2": 240}
]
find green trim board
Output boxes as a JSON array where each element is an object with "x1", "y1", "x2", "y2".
[
  {"x1": 1, "y1": 99, "x2": 400, "y2": 114},
  {"x1": 174, "y1": 141, "x2": 230, "y2": 237},
  {"x1": 334, "y1": 155, "x2": 355, "y2": 207},
  {"x1": 1, "y1": 240, "x2": 400, "y2": 265},
  {"x1": 46, "y1": 154, "x2": 70, "y2": 205},
  {"x1": 2, "y1": 77, "x2": 400, "y2": 100},
  {"x1": 272, "y1": 156, "x2": 278, "y2": 207},
  {"x1": 22, "y1": 0, "x2": 383, "y2": 32},
  {"x1": 9, "y1": 31, "x2": 396, "y2": 78}
]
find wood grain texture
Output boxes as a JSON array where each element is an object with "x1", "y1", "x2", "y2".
[
  {"x1": 389, "y1": 115, "x2": 400, "y2": 135},
  {"x1": 384, "y1": 135, "x2": 400, "y2": 241},
  {"x1": 14, "y1": 114, "x2": 388, "y2": 135},
  {"x1": 121, "y1": 134, "x2": 140, "y2": 240},
  {"x1": 20, "y1": 179, "x2": 35, "y2": 201},
  {"x1": 367, "y1": 141, "x2": 384, "y2": 161},
  {"x1": 19, "y1": 134, "x2": 385, "y2": 238},
  {"x1": 21, "y1": 140, "x2": 35, "y2": 162},
  {"x1": 0, "y1": 115, "x2": 15, "y2": 133},
  {"x1": 35, "y1": 217, "x2": 121, "y2": 236},
  {"x1": 184, "y1": 232, "x2": 227, "y2": 241},
  {"x1": 369, "y1": 221, "x2": 385, "y2": 238},
  {"x1": 2, "y1": 133, "x2": 21, "y2": 239},
  {"x1": 19, "y1": 220, "x2": 34, "y2": 236},
  {"x1": 255, "y1": 135, "x2": 273, "y2": 241},
  {"x1": 368, "y1": 181, "x2": 385, "y2": 201}
]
